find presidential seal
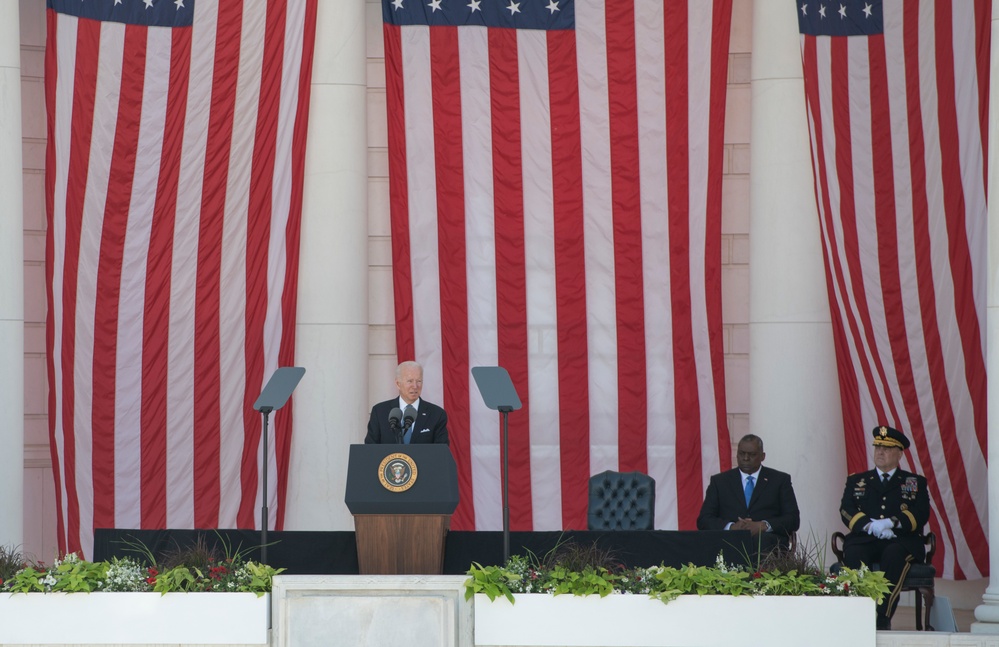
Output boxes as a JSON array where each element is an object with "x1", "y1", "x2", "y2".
[{"x1": 378, "y1": 452, "x2": 418, "y2": 492}]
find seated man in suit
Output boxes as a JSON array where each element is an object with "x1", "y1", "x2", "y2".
[
  {"x1": 696, "y1": 434, "x2": 800, "y2": 552},
  {"x1": 364, "y1": 361, "x2": 449, "y2": 445},
  {"x1": 839, "y1": 425, "x2": 929, "y2": 631}
]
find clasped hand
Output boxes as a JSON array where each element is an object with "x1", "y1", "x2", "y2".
[
  {"x1": 732, "y1": 517, "x2": 767, "y2": 536},
  {"x1": 866, "y1": 518, "x2": 896, "y2": 539}
]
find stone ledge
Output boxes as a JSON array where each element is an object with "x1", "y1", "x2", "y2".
[{"x1": 271, "y1": 575, "x2": 471, "y2": 647}]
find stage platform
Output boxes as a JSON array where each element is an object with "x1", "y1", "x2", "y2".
[{"x1": 94, "y1": 528, "x2": 761, "y2": 574}]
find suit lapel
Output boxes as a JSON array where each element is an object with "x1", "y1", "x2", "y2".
[
  {"x1": 749, "y1": 468, "x2": 763, "y2": 507},
  {"x1": 414, "y1": 409, "x2": 429, "y2": 440},
  {"x1": 730, "y1": 470, "x2": 749, "y2": 511}
]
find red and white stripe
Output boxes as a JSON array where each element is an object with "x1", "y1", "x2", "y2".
[
  {"x1": 800, "y1": 0, "x2": 989, "y2": 579},
  {"x1": 384, "y1": 0, "x2": 733, "y2": 531},
  {"x1": 44, "y1": 0, "x2": 317, "y2": 558}
]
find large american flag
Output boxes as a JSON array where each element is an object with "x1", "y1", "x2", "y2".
[
  {"x1": 798, "y1": 0, "x2": 989, "y2": 579},
  {"x1": 383, "y1": 0, "x2": 733, "y2": 530},
  {"x1": 44, "y1": 0, "x2": 317, "y2": 558}
]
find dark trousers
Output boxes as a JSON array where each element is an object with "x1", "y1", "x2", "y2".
[{"x1": 843, "y1": 539, "x2": 919, "y2": 622}]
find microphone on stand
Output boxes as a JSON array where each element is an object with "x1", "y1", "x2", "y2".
[
  {"x1": 402, "y1": 405, "x2": 416, "y2": 443},
  {"x1": 389, "y1": 407, "x2": 403, "y2": 443}
]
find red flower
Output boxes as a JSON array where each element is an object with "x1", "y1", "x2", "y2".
[{"x1": 752, "y1": 572, "x2": 762, "y2": 579}]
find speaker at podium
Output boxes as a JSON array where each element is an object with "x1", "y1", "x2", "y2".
[{"x1": 344, "y1": 444, "x2": 459, "y2": 574}]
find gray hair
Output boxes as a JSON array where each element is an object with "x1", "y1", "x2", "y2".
[{"x1": 396, "y1": 361, "x2": 423, "y2": 378}]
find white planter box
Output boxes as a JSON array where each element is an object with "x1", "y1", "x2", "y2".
[
  {"x1": 474, "y1": 593, "x2": 875, "y2": 647},
  {"x1": 0, "y1": 591, "x2": 269, "y2": 645}
]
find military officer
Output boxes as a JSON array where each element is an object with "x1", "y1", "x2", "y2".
[{"x1": 839, "y1": 425, "x2": 930, "y2": 631}]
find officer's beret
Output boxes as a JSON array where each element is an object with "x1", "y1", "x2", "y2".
[{"x1": 871, "y1": 425, "x2": 910, "y2": 450}]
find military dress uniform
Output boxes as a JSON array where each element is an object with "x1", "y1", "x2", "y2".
[{"x1": 839, "y1": 426, "x2": 930, "y2": 629}]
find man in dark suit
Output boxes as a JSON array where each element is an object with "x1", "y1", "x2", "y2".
[
  {"x1": 365, "y1": 361, "x2": 449, "y2": 445},
  {"x1": 840, "y1": 425, "x2": 929, "y2": 631},
  {"x1": 697, "y1": 434, "x2": 800, "y2": 551}
]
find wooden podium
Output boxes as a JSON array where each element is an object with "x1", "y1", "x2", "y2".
[{"x1": 344, "y1": 444, "x2": 459, "y2": 575}]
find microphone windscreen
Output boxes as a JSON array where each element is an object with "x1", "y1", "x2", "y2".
[
  {"x1": 403, "y1": 404, "x2": 416, "y2": 424},
  {"x1": 388, "y1": 407, "x2": 403, "y2": 424}
]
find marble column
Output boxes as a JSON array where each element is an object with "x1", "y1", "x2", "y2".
[
  {"x1": 971, "y1": 0, "x2": 999, "y2": 633},
  {"x1": 0, "y1": 0, "x2": 25, "y2": 548},
  {"x1": 748, "y1": 0, "x2": 845, "y2": 550},
  {"x1": 284, "y1": 0, "x2": 369, "y2": 531}
]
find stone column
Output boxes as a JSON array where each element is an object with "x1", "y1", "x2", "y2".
[
  {"x1": 971, "y1": 0, "x2": 999, "y2": 633},
  {"x1": 284, "y1": 0, "x2": 369, "y2": 531},
  {"x1": 0, "y1": 0, "x2": 25, "y2": 549},
  {"x1": 748, "y1": 0, "x2": 845, "y2": 551}
]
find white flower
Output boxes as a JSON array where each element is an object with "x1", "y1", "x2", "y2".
[{"x1": 102, "y1": 557, "x2": 150, "y2": 592}]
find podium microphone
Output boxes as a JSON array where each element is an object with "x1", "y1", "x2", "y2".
[
  {"x1": 403, "y1": 405, "x2": 416, "y2": 428},
  {"x1": 389, "y1": 407, "x2": 404, "y2": 443}
]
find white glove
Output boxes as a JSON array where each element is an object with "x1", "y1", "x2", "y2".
[
  {"x1": 877, "y1": 527, "x2": 897, "y2": 540},
  {"x1": 866, "y1": 518, "x2": 893, "y2": 535}
]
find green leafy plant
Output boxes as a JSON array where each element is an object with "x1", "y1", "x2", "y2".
[
  {"x1": 473, "y1": 536, "x2": 629, "y2": 598},
  {"x1": 750, "y1": 569, "x2": 821, "y2": 596},
  {"x1": 651, "y1": 562, "x2": 753, "y2": 600},
  {"x1": 464, "y1": 537, "x2": 892, "y2": 606},
  {"x1": 1, "y1": 534, "x2": 284, "y2": 596},
  {"x1": 547, "y1": 564, "x2": 617, "y2": 597},
  {"x1": 146, "y1": 559, "x2": 282, "y2": 595},
  {"x1": 242, "y1": 561, "x2": 283, "y2": 593},
  {"x1": 149, "y1": 565, "x2": 198, "y2": 593},
  {"x1": 4, "y1": 565, "x2": 49, "y2": 593},
  {"x1": 4, "y1": 554, "x2": 107, "y2": 593},
  {"x1": 832, "y1": 564, "x2": 891, "y2": 604},
  {"x1": 49, "y1": 554, "x2": 108, "y2": 592},
  {"x1": 464, "y1": 562, "x2": 517, "y2": 602}
]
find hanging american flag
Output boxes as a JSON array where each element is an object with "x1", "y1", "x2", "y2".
[
  {"x1": 383, "y1": 0, "x2": 733, "y2": 531},
  {"x1": 798, "y1": 0, "x2": 989, "y2": 579},
  {"x1": 44, "y1": 0, "x2": 317, "y2": 558}
]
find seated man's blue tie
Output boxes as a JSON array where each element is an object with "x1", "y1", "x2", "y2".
[{"x1": 744, "y1": 475, "x2": 754, "y2": 506}]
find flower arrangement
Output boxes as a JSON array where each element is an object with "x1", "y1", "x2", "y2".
[
  {"x1": 464, "y1": 538, "x2": 891, "y2": 606},
  {"x1": 0, "y1": 535, "x2": 283, "y2": 596}
]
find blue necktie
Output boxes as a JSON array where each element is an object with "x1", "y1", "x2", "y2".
[
  {"x1": 744, "y1": 475, "x2": 755, "y2": 507},
  {"x1": 403, "y1": 423, "x2": 414, "y2": 444}
]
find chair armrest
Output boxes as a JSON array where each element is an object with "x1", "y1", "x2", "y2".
[
  {"x1": 925, "y1": 531, "x2": 936, "y2": 564},
  {"x1": 831, "y1": 531, "x2": 846, "y2": 562}
]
